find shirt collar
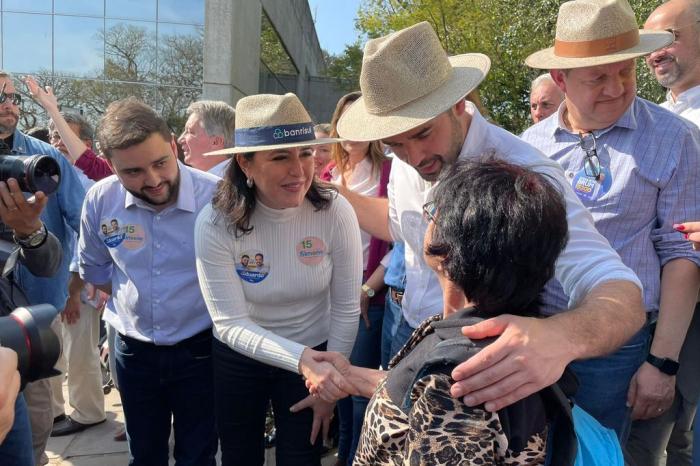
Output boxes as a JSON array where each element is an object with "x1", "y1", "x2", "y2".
[
  {"x1": 666, "y1": 84, "x2": 700, "y2": 107},
  {"x1": 124, "y1": 161, "x2": 196, "y2": 213},
  {"x1": 552, "y1": 98, "x2": 638, "y2": 138},
  {"x1": 459, "y1": 101, "x2": 488, "y2": 159}
]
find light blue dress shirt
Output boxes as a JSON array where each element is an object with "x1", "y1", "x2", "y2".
[
  {"x1": 522, "y1": 97, "x2": 700, "y2": 315},
  {"x1": 12, "y1": 129, "x2": 85, "y2": 310},
  {"x1": 79, "y1": 162, "x2": 218, "y2": 344}
]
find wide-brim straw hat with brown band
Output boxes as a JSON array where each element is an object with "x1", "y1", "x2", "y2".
[
  {"x1": 526, "y1": 0, "x2": 673, "y2": 69},
  {"x1": 337, "y1": 21, "x2": 491, "y2": 142},
  {"x1": 204, "y1": 92, "x2": 339, "y2": 156}
]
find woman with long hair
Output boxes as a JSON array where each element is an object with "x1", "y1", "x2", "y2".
[{"x1": 195, "y1": 93, "x2": 363, "y2": 466}]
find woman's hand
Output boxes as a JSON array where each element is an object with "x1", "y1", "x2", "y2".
[
  {"x1": 23, "y1": 76, "x2": 60, "y2": 115},
  {"x1": 298, "y1": 348, "x2": 356, "y2": 402},
  {"x1": 674, "y1": 222, "x2": 700, "y2": 250},
  {"x1": 289, "y1": 395, "x2": 335, "y2": 444}
]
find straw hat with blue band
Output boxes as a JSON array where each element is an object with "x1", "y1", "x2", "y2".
[
  {"x1": 525, "y1": 0, "x2": 673, "y2": 69},
  {"x1": 204, "y1": 93, "x2": 340, "y2": 156}
]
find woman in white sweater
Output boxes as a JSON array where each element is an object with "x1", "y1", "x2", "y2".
[{"x1": 194, "y1": 93, "x2": 363, "y2": 466}]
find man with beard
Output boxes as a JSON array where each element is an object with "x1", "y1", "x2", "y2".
[
  {"x1": 78, "y1": 97, "x2": 218, "y2": 466},
  {"x1": 620, "y1": 2, "x2": 700, "y2": 465},
  {"x1": 0, "y1": 71, "x2": 84, "y2": 466},
  {"x1": 333, "y1": 20, "x2": 645, "y2": 434}
]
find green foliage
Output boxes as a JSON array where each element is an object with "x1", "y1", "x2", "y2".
[
  {"x1": 353, "y1": 0, "x2": 665, "y2": 133},
  {"x1": 323, "y1": 41, "x2": 364, "y2": 92}
]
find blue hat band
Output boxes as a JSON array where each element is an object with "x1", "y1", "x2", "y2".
[{"x1": 235, "y1": 122, "x2": 315, "y2": 148}]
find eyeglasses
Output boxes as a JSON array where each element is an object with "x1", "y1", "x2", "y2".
[
  {"x1": 0, "y1": 91, "x2": 21, "y2": 106},
  {"x1": 422, "y1": 200, "x2": 437, "y2": 223},
  {"x1": 578, "y1": 132, "x2": 601, "y2": 181},
  {"x1": 663, "y1": 21, "x2": 700, "y2": 45}
]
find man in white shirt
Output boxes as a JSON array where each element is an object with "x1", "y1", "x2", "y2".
[
  {"x1": 334, "y1": 21, "x2": 646, "y2": 414},
  {"x1": 622, "y1": 2, "x2": 700, "y2": 464},
  {"x1": 178, "y1": 100, "x2": 235, "y2": 178}
]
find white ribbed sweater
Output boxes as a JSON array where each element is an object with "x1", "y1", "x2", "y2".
[{"x1": 195, "y1": 195, "x2": 362, "y2": 373}]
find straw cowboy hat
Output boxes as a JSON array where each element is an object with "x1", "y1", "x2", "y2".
[
  {"x1": 526, "y1": 0, "x2": 673, "y2": 69},
  {"x1": 337, "y1": 21, "x2": 491, "y2": 142},
  {"x1": 205, "y1": 93, "x2": 339, "y2": 156}
]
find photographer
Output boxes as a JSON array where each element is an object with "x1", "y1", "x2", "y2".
[
  {"x1": 0, "y1": 70, "x2": 83, "y2": 466},
  {"x1": 0, "y1": 178, "x2": 62, "y2": 466}
]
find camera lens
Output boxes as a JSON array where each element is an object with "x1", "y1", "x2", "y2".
[
  {"x1": 0, "y1": 304, "x2": 60, "y2": 387},
  {"x1": 0, "y1": 155, "x2": 61, "y2": 195}
]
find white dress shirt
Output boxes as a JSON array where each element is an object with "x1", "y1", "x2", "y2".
[{"x1": 388, "y1": 102, "x2": 641, "y2": 327}]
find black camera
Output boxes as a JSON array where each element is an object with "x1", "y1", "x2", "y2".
[
  {"x1": 0, "y1": 304, "x2": 60, "y2": 388},
  {"x1": 0, "y1": 155, "x2": 61, "y2": 195}
]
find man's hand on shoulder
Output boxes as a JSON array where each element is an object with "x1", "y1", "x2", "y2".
[{"x1": 450, "y1": 314, "x2": 575, "y2": 412}]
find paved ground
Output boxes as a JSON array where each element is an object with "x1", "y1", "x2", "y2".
[{"x1": 46, "y1": 381, "x2": 339, "y2": 465}]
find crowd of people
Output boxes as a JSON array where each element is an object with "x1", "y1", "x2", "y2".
[{"x1": 1, "y1": 0, "x2": 700, "y2": 465}]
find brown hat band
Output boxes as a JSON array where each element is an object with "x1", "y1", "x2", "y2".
[{"x1": 554, "y1": 29, "x2": 639, "y2": 58}]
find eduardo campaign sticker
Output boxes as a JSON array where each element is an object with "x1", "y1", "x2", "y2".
[{"x1": 236, "y1": 250, "x2": 270, "y2": 283}]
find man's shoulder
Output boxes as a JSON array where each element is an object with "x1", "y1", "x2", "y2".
[
  {"x1": 85, "y1": 175, "x2": 122, "y2": 204},
  {"x1": 635, "y1": 97, "x2": 697, "y2": 134}
]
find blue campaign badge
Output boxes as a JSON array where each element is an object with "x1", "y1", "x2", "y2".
[
  {"x1": 100, "y1": 218, "x2": 126, "y2": 248},
  {"x1": 572, "y1": 165, "x2": 612, "y2": 202},
  {"x1": 236, "y1": 250, "x2": 270, "y2": 283}
]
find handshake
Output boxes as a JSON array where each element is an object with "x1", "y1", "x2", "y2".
[
  {"x1": 297, "y1": 348, "x2": 386, "y2": 402},
  {"x1": 290, "y1": 348, "x2": 387, "y2": 444}
]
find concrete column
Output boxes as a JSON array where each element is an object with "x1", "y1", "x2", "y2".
[{"x1": 203, "y1": 0, "x2": 262, "y2": 105}]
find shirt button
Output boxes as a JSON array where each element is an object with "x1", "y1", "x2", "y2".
[
  {"x1": 155, "y1": 215, "x2": 161, "y2": 220},
  {"x1": 567, "y1": 172, "x2": 574, "y2": 178},
  {"x1": 154, "y1": 299, "x2": 160, "y2": 304},
  {"x1": 156, "y1": 243, "x2": 161, "y2": 249},
  {"x1": 154, "y1": 325, "x2": 160, "y2": 330},
  {"x1": 155, "y1": 270, "x2": 161, "y2": 275}
]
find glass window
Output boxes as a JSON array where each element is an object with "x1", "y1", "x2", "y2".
[
  {"x1": 54, "y1": 16, "x2": 104, "y2": 78},
  {"x1": 104, "y1": 20, "x2": 157, "y2": 83},
  {"x1": 104, "y1": 81, "x2": 157, "y2": 109},
  {"x1": 2, "y1": 0, "x2": 51, "y2": 13},
  {"x1": 3, "y1": 13, "x2": 52, "y2": 74},
  {"x1": 106, "y1": 0, "x2": 157, "y2": 21},
  {"x1": 157, "y1": 23, "x2": 202, "y2": 86},
  {"x1": 158, "y1": 0, "x2": 204, "y2": 25},
  {"x1": 54, "y1": 0, "x2": 104, "y2": 17},
  {"x1": 157, "y1": 84, "x2": 201, "y2": 134}
]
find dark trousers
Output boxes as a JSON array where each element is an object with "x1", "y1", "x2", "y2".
[
  {"x1": 338, "y1": 303, "x2": 384, "y2": 464},
  {"x1": 115, "y1": 330, "x2": 217, "y2": 466},
  {"x1": 212, "y1": 338, "x2": 323, "y2": 466}
]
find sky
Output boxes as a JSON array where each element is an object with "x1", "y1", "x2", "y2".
[{"x1": 308, "y1": 0, "x2": 363, "y2": 55}]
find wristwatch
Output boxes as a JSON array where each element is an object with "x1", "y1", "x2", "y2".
[
  {"x1": 646, "y1": 353, "x2": 679, "y2": 376},
  {"x1": 14, "y1": 223, "x2": 48, "y2": 249},
  {"x1": 361, "y1": 284, "x2": 375, "y2": 298}
]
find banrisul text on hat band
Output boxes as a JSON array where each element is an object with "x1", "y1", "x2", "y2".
[{"x1": 235, "y1": 122, "x2": 315, "y2": 148}]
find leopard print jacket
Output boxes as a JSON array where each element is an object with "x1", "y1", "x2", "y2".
[{"x1": 353, "y1": 315, "x2": 548, "y2": 466}]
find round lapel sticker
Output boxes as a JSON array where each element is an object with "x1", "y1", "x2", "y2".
[
  {"x1": 101, "y1": 218, "x2": 125, "y2": 248},
  {"x1": 236, "y1": 250, "x2": 270, "y2": 283},
  {"x1": 122, "y1": 224, "x2": 146, "y2": 250},
  {"x1": 297, "y1": 236, "x2": 327, "y2": 266}
]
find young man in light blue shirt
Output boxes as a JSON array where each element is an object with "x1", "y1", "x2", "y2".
[{"x1": 78, "y1": 97, "x2": 218, "y2": 466}]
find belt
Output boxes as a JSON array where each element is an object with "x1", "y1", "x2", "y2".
[{"x1": 390, "y1": 287, "x2": 404, "y2": 306}]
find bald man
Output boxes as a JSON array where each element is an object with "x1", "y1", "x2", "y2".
[
  {"x1": 629, "y1": 3, "x2": 700, "y2": 465},
  {"x1": 529, "y1": 73, "x2": 565, "y2": 123}
]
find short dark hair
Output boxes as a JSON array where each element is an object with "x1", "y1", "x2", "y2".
[
  {"x1": 97, "y1": 97, "x2": 171, "y2": 159},
  {"x1": 426, "y1": 156, "x2": 569, "y2": 316},
  {"x1": 26, "y1": 127, "x2": 50, "y2": 143}
]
